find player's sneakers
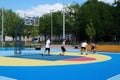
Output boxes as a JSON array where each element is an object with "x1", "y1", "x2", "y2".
[
  {"x1": 41, "y1": 54, "x2": 43, "y2": 56},
  {"x1": 48, "y1": 54, "x2": 51, "y2": 56},
  {"x1": 61, "y1": 54, "x2": 64, "y2": 56},
  {"x1": 60, "y1": 53, "x2": 64, "y2": 56}
]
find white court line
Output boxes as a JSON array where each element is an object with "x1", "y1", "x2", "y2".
[
  {"x1": 107, "y1": 74, "x2": 120, "y2": 80},
  {"x1": 0, "y1": 76, "x2": 17, "y2": 80}
]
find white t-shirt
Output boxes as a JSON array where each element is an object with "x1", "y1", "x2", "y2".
[
  {"x1": 62, "y1": 41, "x2": 65, "y2": 46},
  {"x1": 81, "y1": 42, "x2": 88, "y2": 47},
  {"x1": 45, "y1": 39, "x2": 50, "y2": 48}
]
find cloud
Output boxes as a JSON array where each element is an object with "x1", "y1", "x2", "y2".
[
  {"x1": 98, "y1": 0, "x2": 114, "y2": 4},
  {"x1": 16, "y1": 3, "x2": 63, "y2": 17},
  {"x1": 16, "y1": 0, "x2": 115, "y2": 17}
]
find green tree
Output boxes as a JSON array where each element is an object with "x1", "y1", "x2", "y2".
[
  {"x1": 65, "y1": 2, "x2": 80, "y2": 41},
  {"x1": 37, "y1": 0, "x2": 116, "y2": 42},
  {"x1": 52, "y1": 11, "x2": 63, "y2": 36},
  {"x1": 39, "y1": 13, "x2": 51, "y2": 40},
  {"x1": 77, "y1": 0, "x2": 114, "y2": 41},
  {"x1": 30, "y1": 26, "x2": 39, "y2": 37},
  {"x1": 0, "y1": 9, "x2": 21, "y2": 40},
  {"x1": 113, "y1": 0, "x2": 120, "y2": 42},
  {"x1": 86, "y1": 19, "x2": 96, "y2": 42}
]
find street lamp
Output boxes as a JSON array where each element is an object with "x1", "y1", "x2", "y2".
[
  {"x1": 1, "y1": 0, "x2": 4, "y2": 47},
  {"x1": 63, "y1": 0, "x2": 65, "y2": 39},
  {"x1": 50, "y1": 9, "x2": 54, "y2": 42}
]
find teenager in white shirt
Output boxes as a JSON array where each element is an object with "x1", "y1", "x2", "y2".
[
  {"x1": 80, "y1": 40, "x2": 88, "y2": 55},
  {"x1": 42, "y1": 37, "x2": 51, "y2": 56}
]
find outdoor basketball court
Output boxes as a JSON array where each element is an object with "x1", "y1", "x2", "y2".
[{"x1": 0, "y1": 48, "x2": 120, "y2": 80}]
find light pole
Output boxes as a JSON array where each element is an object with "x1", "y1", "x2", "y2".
[
  {"x1": 50, "y1": 9, "x2": 54, "y2": 42},
  {"x1": 1, "y1": 0, "x2": 4, "y2": 47},
  {"x1": 63, "y1": 0, "x2": 65, "y2": 39}
]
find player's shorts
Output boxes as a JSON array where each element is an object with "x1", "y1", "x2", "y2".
[
  {"x1": 61, "y1": 46, "x2": 66, "y2": 52},
  {"x1": 91, "y1": 46, "x2": 95, "y2": 50},
  {"x1": 45, "y1": 48, "x2": 50, "y2": 52},
  {"x1": 81, "y1": 47, "x2": 86, "y2": 49}
]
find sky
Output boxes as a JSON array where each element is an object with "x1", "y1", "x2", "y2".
[{"x1": 0, "y1": 0, "x2": 115, "y2": 17}]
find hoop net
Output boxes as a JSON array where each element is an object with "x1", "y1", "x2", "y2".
[{"x1": 24, "y1": 16, "x2": 39, "y2": 26}]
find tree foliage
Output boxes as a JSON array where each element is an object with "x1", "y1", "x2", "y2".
[
  {"x1": 0, "y1": 0, "x2": 120, "y2": 42},
  {"x1": 86, "y1": 19, "x2": 96, "y2": 41},
  {"x1": 0, "y1": 9, "x2": 21, "y2": 39}
]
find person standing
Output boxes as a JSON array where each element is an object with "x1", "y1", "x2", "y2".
[
  {"x1": 59, "y1": 39, "x2": 66, "y2": 56},
  {"x1": 42, "y1": 37, "x2": 51, "y2": 56},
  {"x1": 80, "y1": 40, "x2": 88, "y2": 55},
  {"x1": 90, "y1": 42, "x2": 96, "y2": 54}
]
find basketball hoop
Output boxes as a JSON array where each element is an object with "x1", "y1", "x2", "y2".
[
  {"x1": 24, "y1": 16, "x2": 39, "y2": 26},
  {"x1": 32, "y1": 22, "x2": 34, "y2": 26}
]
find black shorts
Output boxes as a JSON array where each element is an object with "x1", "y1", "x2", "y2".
[
  {"x1": 61, "y1": 46, "x2": 66, "y2": 52},
  {"x1": 91, "y1": 46, "x2": 95, "y2": 50},
  {"x1": 45, "y1": 48, "x2": 50, "y2": 52},
  {"x1": 81, "y1": 47, "x2": 86, "y2": 50}
]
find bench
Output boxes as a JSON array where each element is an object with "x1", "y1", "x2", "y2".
[{"x1": 26, "y1": 44, "x2": 44, "y2": 50}]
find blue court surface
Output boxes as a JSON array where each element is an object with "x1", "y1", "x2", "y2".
[
  {"x1": 0, "y1": 48, "x2": 120, "y2": 80},
  {"x1": 7, "y1": 54, "x2": 83, "y2": 61}
]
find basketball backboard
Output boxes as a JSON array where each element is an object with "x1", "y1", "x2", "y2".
[{"x1": 24, "y1": 16, "x2": 39, "y2": 26}]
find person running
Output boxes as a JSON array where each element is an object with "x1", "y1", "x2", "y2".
[
  {"x1": 80, "y1": 40, "x2": 88, "y2": 55},
  {"x1": 42, "y1": 37, "x2": 51, "y2": 56},
  {"x1": 59, "y1": 39, "x2": 66, "y2": 56},
  {"x1": 90, "y1": 42, "x2": 96, "y2": 54}
]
